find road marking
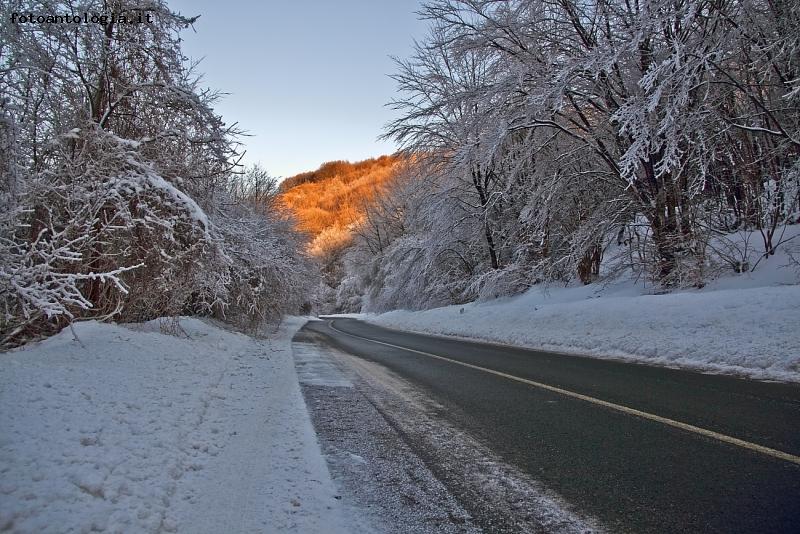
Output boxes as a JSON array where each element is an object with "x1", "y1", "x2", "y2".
[{"x1": 328, "y1": 320, "x2": 800, "y2": 467}]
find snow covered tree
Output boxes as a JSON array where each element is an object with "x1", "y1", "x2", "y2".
[
  {"x1": 373, "y1": 0, "x2": 799, "y2": 308},
  {"x1": 0, "y1": 0, "x2": 312, "y2": 346}
]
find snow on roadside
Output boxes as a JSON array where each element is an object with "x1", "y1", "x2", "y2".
[
  {"x1": 365, "y1": 277, "x2": 800, "y2": 383},
  {"x1": 0, "y1": 316, "x2": 350, "y2": 533}
]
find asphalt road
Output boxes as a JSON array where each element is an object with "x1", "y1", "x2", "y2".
[{"x1": 302, "y1": 317, "x2": 800, "y2": 533}]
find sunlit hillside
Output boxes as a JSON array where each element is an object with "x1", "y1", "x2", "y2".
[{"x1": 278, "y1": 155, "x2": 404, "y2": 257}]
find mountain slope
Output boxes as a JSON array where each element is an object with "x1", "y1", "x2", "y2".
[{"x1": 278, "y1": 155, "x2": 404, "y2": 256}]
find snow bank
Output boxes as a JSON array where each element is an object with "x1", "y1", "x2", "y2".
[
  {"x1": 0, "y1": 317, "x2": 348, "y2": 533},
  {"x1": 366, "y1": 270, "x2": 800, "y2": 382}
]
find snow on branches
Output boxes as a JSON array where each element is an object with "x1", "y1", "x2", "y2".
[
  {"x1": 328, "y1": 0, "x2": 799, "y2": 313},
  {"x1": 0, "y1": 1, "x2": 312, "y2": 346}
]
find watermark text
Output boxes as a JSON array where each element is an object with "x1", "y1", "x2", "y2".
[{"x1": 10, "y1": 12, "x2": 153, "y2": 25}]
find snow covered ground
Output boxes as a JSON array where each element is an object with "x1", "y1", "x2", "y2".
[
  {"x1": 0, "y1": 317, "x2": 349, "y2": 533},
  {"x1": 365, "y1": 243, "x2": 800, "y2": 383}
]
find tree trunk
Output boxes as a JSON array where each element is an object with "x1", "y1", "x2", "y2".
[{"x1": 471, "y1": 166, "x2": 500, "y2": 269}]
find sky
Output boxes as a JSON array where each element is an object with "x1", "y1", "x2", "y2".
[{"x1": 168, "y1": 0, "x2": 428, "y2": 179}]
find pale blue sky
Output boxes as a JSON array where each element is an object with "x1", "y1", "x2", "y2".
[{"x1": 169, "y1": 0, "x2": 427, "y2": 178}]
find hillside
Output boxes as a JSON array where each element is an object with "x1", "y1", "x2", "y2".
[{"x1": 278, "y1": 155, "x2": 404, "y2": 256}]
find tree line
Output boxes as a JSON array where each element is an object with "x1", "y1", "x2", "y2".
[
  {"x1": 0, "y1": 0, "x2": 313, "y2": 347},
  {"x1": 328, "y1": 0, "x2": 799, "y2": 312}
]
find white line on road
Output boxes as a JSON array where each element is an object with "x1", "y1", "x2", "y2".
[{"x1": 328, "y1": 320, "x2": 800, "y2": 467}]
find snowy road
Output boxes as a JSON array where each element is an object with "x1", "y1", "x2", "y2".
[{"x1": 300, "y1": 317, "x2": 800, "y2": 533}]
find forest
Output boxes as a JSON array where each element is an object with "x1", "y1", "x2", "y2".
[
  {"x1": 278, "y1": 0, "x2": 800, "y2": 314},
  {"x1": 278, "y1": 156, "x2": 405, "y2": 307},
  {"x1": 0, "y1": 0, "x2": 314, "y2": 347},
  {"x1": 2, "y1": 0, "x2": 799, "y2": 344}
]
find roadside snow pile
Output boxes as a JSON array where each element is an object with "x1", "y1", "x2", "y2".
[
  {"x1": 0, "y1": 317, "x2": 349, "y2": 534},
  {"x1": 367, "y1": 263, "x2": 800, "y2": 382}
]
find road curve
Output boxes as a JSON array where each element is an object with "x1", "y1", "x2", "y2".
[{"x1": 302, "y1": 317, "x2": 800, "y2": 533}]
